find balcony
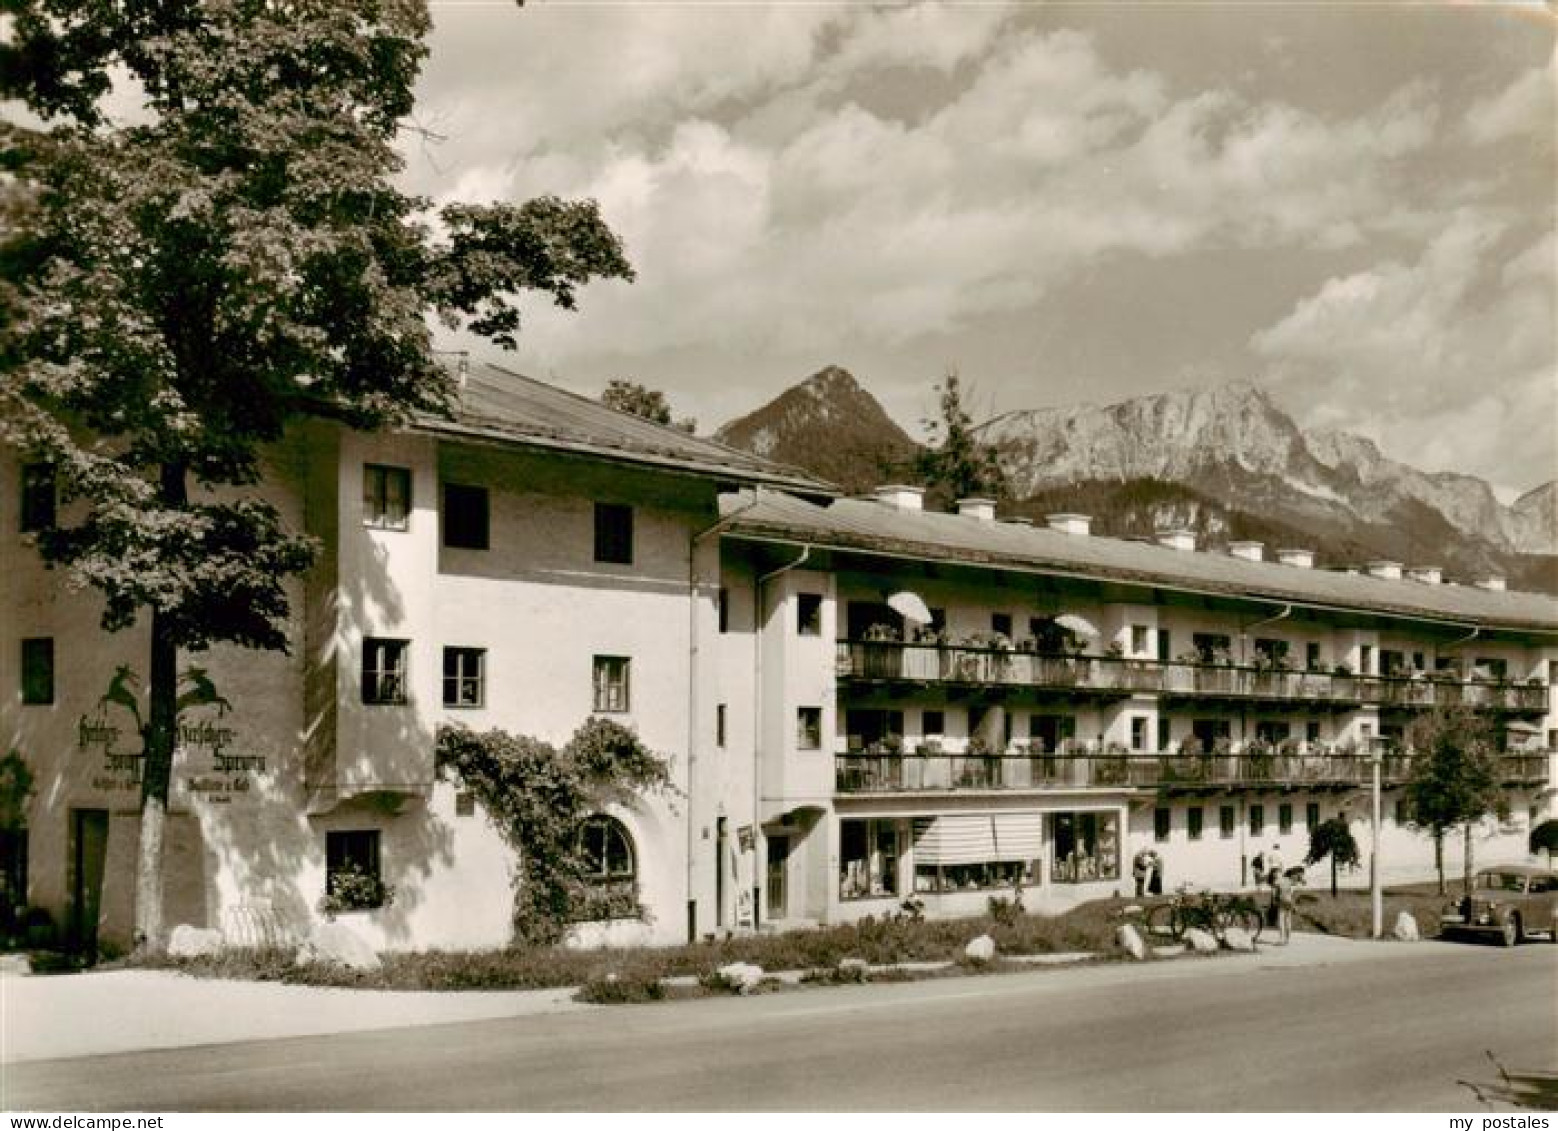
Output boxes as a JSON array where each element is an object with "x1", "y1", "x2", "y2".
[
  {"x1": 832, "y1": 745, "x2": 1552, "y2": 795},
  {"x1": 835, "y1": 640, "x2": 1549, "y2": 714}
]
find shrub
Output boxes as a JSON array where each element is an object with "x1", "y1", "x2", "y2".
[{"x1": 575, "y1": 971, "x2": 665, "y2": 1005}]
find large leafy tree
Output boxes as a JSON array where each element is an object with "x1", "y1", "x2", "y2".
[
  {"x1": 914, "y1": 370, "x2": 1006, "y2": 508},
  {"x1": 1403, "y1": 708, "x2": 1509, "y2": 896},
  {"x1": 0, "y1": 0, "x2": 632, "y2": 952}
]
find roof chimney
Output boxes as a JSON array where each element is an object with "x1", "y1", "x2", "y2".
[
  {"x1": 1277, "y1": 548, "x2": 1315, "y2": 569},
  {"x1": 1228, "y1": 541, "x2": 1264, "y2": 563},
  {"x1": 957, "y1": 497, "x2": 996, "y2": 522},
  {"x1": 873, "y1": 484, "x2": 924, "y2": 512},
  {"x1": 1046, "y1": 513, "x2": 1091, "y2": 536},
  {"x1": 1406, "y1": 566, "x2": 1442, "y2": 586},
  {"x1": 1475, "y1": 573, "x2": 1507, "y2": 592},
  {"x1": 1157, "y1": 529, "x2": 1196, "y2": 552},
  {"x1": 1366, "y1": 560, "x2": 1402, "y2": 581}
]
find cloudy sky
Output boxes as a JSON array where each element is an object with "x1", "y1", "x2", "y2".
[{"x1": 406, "y1": 1, "x2": 1555, "y2": 497}]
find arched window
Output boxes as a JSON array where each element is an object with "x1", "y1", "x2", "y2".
[{"x1": 576, "y1": 815, "x2": 638, "y2": 921}]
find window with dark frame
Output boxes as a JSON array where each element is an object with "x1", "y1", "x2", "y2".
[
  {"x1": 718, "y1": 588, "x2": 730, "y2": 633},
  {"x1": 361, "y1": 638, "x2": 408, "y2": 705},
  {"x1": 1250, "y1": 804, "x2": 1265, "y2": 837},
  {"x1": 1153, "y1": 807, "x2": 1171, "y2": 842},
  {"x1": 1219, "y1": 805, "x2": 1236, "y2": 839},
  {"x1": 442, "y1": 646, "x2": 485, "y2": 708},
  {"x1": 1306, "y1": 803, "x2": 1320, "y2": 829},
  {"x1": 442, "y1": 483, "x2": 489, "y2": 550},
  {"x1": 1187, "y1": 807, "x2": 1204, "y2": 841},
  {"x1": 1279, "y1": 803, "x2": 1293, "y2": 835},
  {"x1": 325, "y1": 830, "x2": 384, "y2": 906},
  {"x1": 20, "y1": 638, "x2": 53, "y2": 705},
  {"x1": 592, "y1": 656, "x2": 631, "y2": 713},
  {"x1": 1131, "y1": 624, "x2": 1149, "y2": 655},
  {"x1": 922, "y1": 709, "x2": 945, "y2": 738},
  {"x1": 991, "y1": 612, "x2": 1013, "y2": 638},
  {"x1": 1130, "y1": 716, "x2": 1148, "y2": 751},
  {"x1": 797, "y1": 593, "x2": 823, "y2": 636},
  {"x1": 1156, "y1": 717, "x2": 1171, "y2": 752},
  {"x1": 716, "y1": 704, "x2": 727, "y2": 748},
  {"x1": 576, "y1": 815, "x2": 637, "y2": 921},
  {"x1": 20, "y1": 463, "x2": 56, "y2": 533},
  {"x1": 593, "y1": 502, "x2": 633, "y2": 564},
  {"x1": 796, "y1": 706, "x2": 822, "y2": 750},
  {"x1": 363, "y1": 464, "x2": 410, "y2": 530}
]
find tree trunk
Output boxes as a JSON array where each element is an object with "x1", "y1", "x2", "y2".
[
  {"x1": 1434, "y1": 832, "x2": 1445, "y2": 896},
  {"x1": 133, "y1": 608, "x2": 179, "y2": 955},
  {"x1": 133, "y1": 463, "x2": 187, "y2": 956}
]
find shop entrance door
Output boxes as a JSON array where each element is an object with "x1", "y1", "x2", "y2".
[
  {"x1": 70, "y1": 809, "x2": 109, "y2": 952},
  {"x1": 765, "y1": 834, "x2": 790, "y2": 920}
]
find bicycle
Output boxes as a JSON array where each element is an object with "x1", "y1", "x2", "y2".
[{"x1": 1142, "y1": 885, "x2": 1264, "y2": 946}]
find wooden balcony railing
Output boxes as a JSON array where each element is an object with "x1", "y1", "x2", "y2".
[
  {"x1": 832, "y1": 748, "x2": 1552, "y2": 795},
  {"x1": 835, "y1": 641, "x2": 1550, "y2": 714}
]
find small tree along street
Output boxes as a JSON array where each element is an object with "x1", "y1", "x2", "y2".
[
  {"x1": 1402, "y1": 707, "x2": 1510, "y2": 896},
  {"x1": 1305, "y1": 817, "x2": 1361, "y2": 898},
  {"x1": 0, "y1": 0, "x2": 632, "y2": 953}
]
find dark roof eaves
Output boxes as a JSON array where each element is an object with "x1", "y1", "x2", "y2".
[
  {"x1": 412, "y1": 414, "x2": 837, "y2": 495},
  {"x1": 723, "y1": 518, "x2": 1558, "y2": 635}
]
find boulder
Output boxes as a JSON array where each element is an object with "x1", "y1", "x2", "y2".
[
  {"x1": 1183, "y1": 927, "x2": 1219, "y2": 954},
  {"x1": 964, "y1": 934, "x2": 997, "y2": 963},
  {"x1": 1116, "y1": 923, "x2": 1146, "y2": 960},
  {"x1": 297, "y1": 921, "x2": 381, "y2": 971},
  {"x1": 1392, "y1": 911, "x2": 1420, "y2": 942},
  {"x1": 716, "y1": 961, "x2": 764, "y2": 994},
  {"x1": 837, "y1": 957, "x2": 870, "y2": 976},
  {"x1": 167, "y1": 925, "x2": 224, "y2": 959},
  {"x1": 1221, "y1": 926, "x2": 1256, "y2": 952}
]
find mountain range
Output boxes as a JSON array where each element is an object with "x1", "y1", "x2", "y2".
[{"x1": 713, "y1": 367, "x2": 1558, "y2": 594}]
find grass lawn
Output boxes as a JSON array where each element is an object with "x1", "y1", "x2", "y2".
[
  {"x1": 126, "y1": 897, "x2": 1134, "y2": 992},
  {"x1": 1291, "y1": 883, "x2": 1450, "y2": 939}
]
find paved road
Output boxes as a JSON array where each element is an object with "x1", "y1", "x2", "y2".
[{"x1": 5, "y1": 942, "x2": 1555, "y2": 1111}]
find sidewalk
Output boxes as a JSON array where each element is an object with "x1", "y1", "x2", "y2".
[
  {"x1": 0, "y1": 930, "x2": 1431, "y2": 1066},
  {"x1": 1, "y1": 968, "x2": 586, "y2": 1066}
]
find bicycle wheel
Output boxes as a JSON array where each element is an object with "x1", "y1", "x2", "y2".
[{"x1": 1144, "y1": 902, "x2": 1177, "y2": 939}]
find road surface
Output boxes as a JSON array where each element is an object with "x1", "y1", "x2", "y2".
[{"x1": 5, "y1": 942, "x2": 1555, "y2": 1111}]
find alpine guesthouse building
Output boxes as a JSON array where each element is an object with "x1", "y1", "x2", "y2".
[{"x1": 4, "y1": 365, "x2": 1556, "y2": 952}]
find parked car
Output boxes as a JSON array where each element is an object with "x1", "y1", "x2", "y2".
[{"x1": 1440, "y1": 864, "x2": 1558, "y2": 946}]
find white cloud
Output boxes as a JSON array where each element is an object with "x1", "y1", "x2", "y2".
[
  {"x1": 1463, "y1": 55, "x2": 1554, "y2": 145},
  {"x1": 1253, "y1": 216, "x2": 1556, "y2": 489},
  {"x1": 498, "y1": 26, "x2": 1446, "y2": 369}
]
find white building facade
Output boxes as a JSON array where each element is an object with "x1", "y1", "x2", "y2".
[{"x1": 3, "y1": 369, "x2": 1555, "y2": 952}]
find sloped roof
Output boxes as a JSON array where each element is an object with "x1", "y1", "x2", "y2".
[
  {"x1": 722, "y1": 491, "x2": 1558, "y2": 634},
  {"x1": 414, "y1": 362, "x2": 834, "y2": 496}
]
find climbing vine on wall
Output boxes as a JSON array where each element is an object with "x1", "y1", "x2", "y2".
[{"x1": 434, "y1": 719, "x2": 675, "y2": 946}]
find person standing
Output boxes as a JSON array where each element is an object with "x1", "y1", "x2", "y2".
[
  {"x1": 1274, "y1": 866, "x2": 1299, "y2": 943},
  {"x1": 1133, "y1": 848, "x2": 1152, "y2": 898},
  {"x1": 1148, "y1": 849, "x2": 1163, "y2": 895}
]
